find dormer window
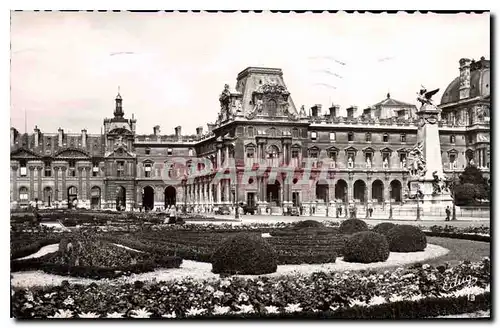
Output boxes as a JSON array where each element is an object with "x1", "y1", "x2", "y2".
[
  {"x1": 348, "y1": 132, "x2": 354, "y2": 142},
  {"x1": 383, "y1": 133, "x2": 389, "y2": 143}
]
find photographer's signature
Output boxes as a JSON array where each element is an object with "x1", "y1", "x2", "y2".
[{"x1": 443, "y1": 275, "x2": 478, "y2": 301}]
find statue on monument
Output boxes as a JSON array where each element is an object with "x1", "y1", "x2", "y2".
[{"x1": 417, "y1": 86, "x2": 440, "y2": 107}]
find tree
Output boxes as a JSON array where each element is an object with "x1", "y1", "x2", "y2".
[{"x1": 453, "y1": 165, "x2": 490, "y2": 205}]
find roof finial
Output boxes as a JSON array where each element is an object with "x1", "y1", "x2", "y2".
[{"x1": 387, "y1": 91, "x2": 390, "y2": 99}]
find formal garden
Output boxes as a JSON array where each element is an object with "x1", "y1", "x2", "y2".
[{"x1": 10, "y1": 210, "x2": 491, "y2": 319}]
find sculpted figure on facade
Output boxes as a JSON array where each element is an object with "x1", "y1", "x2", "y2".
[
  {"x1": 219, "y1": 84, "x2": 231, "y2": 114},
  {"x1": 408, "y1": 142, "x2": 426, "y2": 177}
]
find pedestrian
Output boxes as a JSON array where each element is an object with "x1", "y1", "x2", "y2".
[
  {"x1": 369, "y1": 207, "x2": 373, "y2": 218},
  {"x1": 445, "y1": 206, "x2": 451, "y2": 221}
]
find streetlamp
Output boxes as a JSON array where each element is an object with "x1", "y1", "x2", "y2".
[
  {"x1": 416, "y1": 183, "x2": 421, "y2": 221},
  {"x1": 234, "y1": 167, "x2": 240, "y2": 220},
  {"x1": 388, "y1": 186, "x2": 393, "y2": 220}
]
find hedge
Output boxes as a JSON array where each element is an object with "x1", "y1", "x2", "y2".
[
  {"x1": 423, "y1": 231, "x2": 490, "y2": 243},
  {"x1": 386, "y1": 225, "x2": 427, "y2": 252},
  {"x1": 339, "y1": 219, "x2": 369, "y2": 235},
  {"x1": 343, "y1": 231, "x2": 390, "y2": 263},
  {"x1": 11, "y1": 237, "x2": 63, "y2": 260}
]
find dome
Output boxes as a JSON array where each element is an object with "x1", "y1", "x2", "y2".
[{"x1": 440, "y1": 57, "x2": 490, "y2": 105}]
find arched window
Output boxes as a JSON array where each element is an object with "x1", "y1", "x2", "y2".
[
  {"x1": 246, "y1": 145, "x2": 255, "y2": 158},
  {"x1": 267, "y1": 145, "x2": 279, "y2": 159},
  {"x1": 19, "y1": 187, "x2": 28, "y2": 201}
]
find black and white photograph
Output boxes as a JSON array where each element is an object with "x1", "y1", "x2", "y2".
[{"x1": 8, "y1": 9, "x2": 491, "y2": 320}]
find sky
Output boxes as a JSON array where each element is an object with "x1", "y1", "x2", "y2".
[{"x1": 10, "y1": 11, "x2": 490, "y2": 135}]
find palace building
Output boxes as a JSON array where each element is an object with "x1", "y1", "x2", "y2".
[{"x1": 10, "y1": 57, "x2": 490, "y2": 215}]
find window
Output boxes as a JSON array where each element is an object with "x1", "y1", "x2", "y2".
[
  {"x1": 69, "y1": 160, "x2": 76, "y2": 177},
  {"x1": 311, "y1": 131, "x2": 317, "y2": 140},
  {"x1": 167, "y1": 148, "x2": 173, "y2": 156},
  {"x1": 348, "y1": 132, "x2": 354, "y2": 142},
  {"x1": 450, "y1": 153, "x2": 456, "y2": 164},
  {"x1": 399, "y1": 153, "x2": 407, "y2": 168},
  {"x1": 19, "y1": 187, "x2": 28, "y2": 201},
  {"x1": 309, "y1": 149, "x2": 319, "y2": 158},
  {"x1": 365, "y1": 133, "x2": 371, "y2": 142},
  {"x1": 145, "y1": 148, "x2": 151, "y2": 155},
  {"x1": 188, "y1": 148, "x2": 194, "y2": 156},
  {"x1": 450, "y1": 135, "x2": 456, "y2": 143},
  {"x1": 117, "y1": 161, "x2": 125, "y2": 177},
  {"x1": 92, "y1": 162, "x2": 99, "y2": 177},
  {"x1": 144, "y1": 163, "x2": 152, "y2": 178},
  {"x1": 329, "y1": 132, "x2": 336, "y2": 141},
  {"x1": 266, "y1": 99, "x2": 278, "y2": 116},
  {"x1": 468, "y1": 134, "x2": 473, "y2": 143},
  {"x1": 267, "y1": 146, "x2": 279, "y2": 159},
  {"x1": 292, "y1": 128, "x2": 299, "y2": 138},
  {"x1": 383, "y1": 134, "x2": 389, "y2": 143},
  {"x1": 400, "y1": 134, "x2": 406, "y2": 143},
  {"x1": 291, "y1": 148, "x2": 300, "y2": 158},
  {"x1": 248, "y1": 126, "x2": 255, "y2": 137},
  {"x1": 44, "y1": 161, "x2": 51, "y2": 177},
  {"x1": 20, "y1": 160, "x2": 27, "y2": 177}
]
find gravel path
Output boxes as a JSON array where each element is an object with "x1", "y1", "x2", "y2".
[
  {"x1": 11, "y1": 244, "x2": 448, "y2": 288},
  {"x1": 15, "y1": 244, "x2": 59, "y2": 261}
]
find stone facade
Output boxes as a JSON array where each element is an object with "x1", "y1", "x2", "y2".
[{"x1": 10, "y1": 61, "x2": 490, "y2": 214}]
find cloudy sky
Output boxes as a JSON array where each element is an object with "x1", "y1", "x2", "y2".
[{"x1": 10, "y1": 11, "x2": 489, "y2": 135}]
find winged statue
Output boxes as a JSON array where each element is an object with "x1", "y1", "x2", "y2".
[{"x1": 417, "y1": 86, "x2": 440, "y2": 107}]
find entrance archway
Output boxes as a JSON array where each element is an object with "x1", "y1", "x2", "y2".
[
  {"x1": 372, "y1": 179, "x2": 384, "y2": 203},
  {"x1": 116, "y1": 186, "x2": 126, "y2": 211},
  {"x1": 390, "y1": 180, "x2": 402, "y2": 203},
  {"x1": 43, "y1": 187, "x2": 52, "y2": 207},
  {"x1": 164, "y1": 186, "x2": 176, "y2": 208},
  {"x1": 67, "y1": 186, "x2": 78, "y2": 208},
  {"x1": 90, "y1": 186, "x2": 101, "y2": 209},
  {"x1": 316, "y1": 180, "x2": 329, "y2": 203},
  {"x1": 335, "y1": 179, "x2": 348, "y2": 202},
  {"x1": 353, "y1": 180, "x2": 366, "y2": 203},
  {"x1": 143, "y1": 186, "x2": 154, "y2": 211},
  {"x1": 267, "y1": 180, "x2": 281, "y2": 206}
]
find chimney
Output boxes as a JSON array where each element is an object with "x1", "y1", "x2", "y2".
[
  {"x1": 34, "y1": 125, "x2": 40, "y2": 147},
  {"x1": 311, "y1": 104, "x2": 322, "y2": 117},
  {"x1": 58, "y1": 128, "x2": 64, "y2": 147},
  {"x1": 459, "y1": 58, "x2": 472, "y2": 100},
  {"x1": 10, "y1": 127, "x2": 16, "y2": 146},
  {"x1": 329, "y1": 105, "x2": 337, "y2": 119},
  {"x1": 207, "y1": 123, "x2": 215, "y2": 133},
  {"x1": 153, "y1": 125, "x2": 160, "y2": 136},
  {"x1": 196, "y1": 126, "x2": 203, "y2": 137},
  {"x1": 346, "y1": 106, "x2": 357, "y2": 119},
  {"x1": 174, "y1": 126, "x2": 182, "y2": 139},
  {"x1": 81, "y1": 129, "x2": 87, "y2": 148}
]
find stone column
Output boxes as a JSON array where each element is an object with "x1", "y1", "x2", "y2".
[
  {"x1": 61, "y1": 167, "x2": 67, "y2": 202},
  {"x1": 262, "y1": 176, "x2": 267, "y2": 202},
  {"x1": 384, "y1": 174, "x2": 391, "y2": 203},
  {"x1": 225, "y1": 146, "x2": 229, "y2": 167},
  {"x1": 347, "y1": 173, "x2": 354, "y2": 204},
  {"x1": 216, "y1": 181, "x2": 221, "y2": 204},
  {"x1": 85, "y1": 167, "x2": 91, "y2": 200},
  {"x1": 11, "y1": 163, "x2": 18, "y2": 202},
  {"x1": 29, "y1": 166, "x2": 35, "y2": 200},
  {"x1": 78, "y1": 167, "x2": 84, "y2": 201},
  {"x1": 54, "y1": 167, "x2": 59, "y2": 201},
  {"x1": 36, "y1": 166, "x2": 43, "y2": 201},
  {"x1": 217, "y1": 146, "x2": 222, "y2": 168},
  {"x1": 366, "y1": 175, "x2": 372, "y2": 202}
]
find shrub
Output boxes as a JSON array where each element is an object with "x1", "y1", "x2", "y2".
[
  {"x1": 343, "y1": 231, "x2": 390, "y2": 263},
  {"x1": 212, "y1": 233, "x2": 277, "y2": 275},
  {"x1": 386, "y1": 225, "x2": 427, "y2": 252},
  {"x1": 294, "y1": 220, "x2": 324, "y2": 229},
  {"x1": 372, "y1": 222, "x2": 397, "y2": 236},
  {"x1": 339, "y1": 218, "x2": 368, "y2": 235}
]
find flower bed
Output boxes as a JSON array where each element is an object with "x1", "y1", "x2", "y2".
[{"x1": 11, "y1": 259, "x2": 490, "y2": 319}]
